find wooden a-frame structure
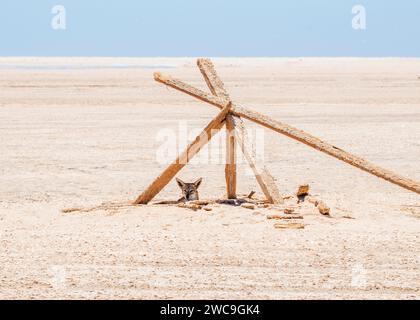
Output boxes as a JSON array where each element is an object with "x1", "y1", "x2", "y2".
[{"x1": 134, "y1": 59, "x2": 420, "y2": 205}]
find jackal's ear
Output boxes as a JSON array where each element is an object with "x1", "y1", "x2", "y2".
[
  {"x1": 194, "y1": 177, "x2": 203, "y2": 189},
  {"x1": 176, "y1": 178, "x2": 186, "y2": 188}
]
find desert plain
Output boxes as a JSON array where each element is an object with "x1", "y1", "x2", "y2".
[{"x1": 0, "y1": 57, "x2": 419, "y2": 299}]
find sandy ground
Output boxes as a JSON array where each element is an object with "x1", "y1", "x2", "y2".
[{"x1": 0, "y1": 58, "x2": 419, "y2": 299}]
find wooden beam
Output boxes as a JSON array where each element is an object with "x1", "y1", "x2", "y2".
[
  {"x1": 198, "y1": 59, "x2": 237, "y2": 198},
  {"x1": 154, "y1": 72, "x2": 420, "y2": 195},
  {"x1": 197, "y1": 58, "x2": 282, "y2": 204},
  {"x1": 233, "y1": 116, "x2": 283, "y2": 204},
  {"x1": 225, "y1": 114, "x2": 237, "y2": 199},
  {"x1": 197, "y1": 58, "x2": 231, "y2": 100},
  {"x1": 134, "y1": 102, "x2": 232, "y2": 204}
]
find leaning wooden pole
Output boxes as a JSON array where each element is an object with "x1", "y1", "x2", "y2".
[
  {"x1": 234, "y1": 116, "x2": 283, "y2": 204},
  {"x1": 154, "y1": 72, "x2": 420, "y2": 195},
  {"x1": 134, "y1": 102, "x2": 232, "y2": 204},
  {"x1": 197, "y1": 58, "x2": 282, "y2": 203}
]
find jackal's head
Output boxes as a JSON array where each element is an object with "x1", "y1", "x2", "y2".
[{"x1": 176, "y1": 177, "x2": 202, "y2": 201}]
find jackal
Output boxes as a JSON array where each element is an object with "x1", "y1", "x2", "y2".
[{"x1": 176, "y1": 177, "x2": 203, "y2": 202}]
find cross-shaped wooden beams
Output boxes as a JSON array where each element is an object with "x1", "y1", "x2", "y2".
[{"x1": 134, "y1": 59, "x2": 420, "y2": 205}]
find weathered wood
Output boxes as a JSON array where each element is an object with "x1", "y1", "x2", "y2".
[
  {"x1": 197, "y1": 58, "x2": 231, "y2": 100},
  {"x1": 235, "y1": 118, "x2": 283, "y2": 204},
  {"x1": 196, "y1": 58, "x2": 282, "y2": 203},
  {"x1": 225, "y1": 114, "x2": 237, "y2": 199},
  {"x1": 274, "y1": 222, "x2": 305, "y2": 229},
  {"x1": 154, "y1": 72, "x2": 420, "y2": 195},
  {"x1": 134, "y1": 102, "x2": 232, "y2": 204},
  {"x1": 317, "y1": 201, "x2": 330, "y2": 215},
  {"x1": 267, "y1": 214, "x2": 304, "y2": 220},
  {"x1": 198, "y1": 58, "x2": 237, "y2": 199}
]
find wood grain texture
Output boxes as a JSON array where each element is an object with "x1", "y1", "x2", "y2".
[
  {"x1": 225, "y1": 114, "x2": 237, "y2": 199},
  {"x1": 134, "y1": 102, "x2": 232, "y2": 204},
  {"x1": 154, "y1": 72, "x2": 420, "y2": 195}
]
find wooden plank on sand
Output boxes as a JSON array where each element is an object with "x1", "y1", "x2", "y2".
[
  {"x1": 153, "y1": 72, "x2": 420, "y2": 195},
  {"x1": 134, "y1": 102, "x2": 232, "y2": 204}
]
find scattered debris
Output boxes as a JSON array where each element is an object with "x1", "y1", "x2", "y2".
[
  {"x1": 246, "y1": 191, "x2": 256, "y2": 199},
  {"x1": 177, "y1": 203, "x2": 201, "y2": 211},
  {"x1": 189, "y1": 200, "x2": 213, "y2": 206},
  {"x1": 217, "y1": 199, "x2": 246, "y2": 206},
  {"x1": 241, "y1": 203, "x2": 256, "y2": 210},
  {"x1": 297, "y1": 184, "x2": 310, "y2": 203},
  {"x1": 302, "y1": 194, "x2": 330, "y2": 216},
  {"x1": 297, "y1": 184, "x2": 309, "y2": 197},
  {"x1": 317, "y1": 201, "x2": 330, "y2": 215},
  {"x1": 267, "y1": 214, "x2": 303, "y2": 220},
  {"x1": 306, "y1": 196, "x2": 319, "y2": 206},
  {"x1": 62, "y1": 207, "x2": 80, "y2": 213},
  {"x1": 274, "y1": 222, "x2": 305, "y2": 229},
  {"x1": 284, "y1": 207, "x2": 295, "y2": 214},
  {"x1": 62, "y1": 201, "x2": 133, "y2": 214},
  {"x1": 343, "y1": 215, "x2": 355, "y2": 219}
]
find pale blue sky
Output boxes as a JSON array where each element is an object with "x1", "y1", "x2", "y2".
[{"x1": 0, "y1": 0, "x2": 419, "y2": 56}]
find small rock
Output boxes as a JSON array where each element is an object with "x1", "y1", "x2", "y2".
[
  {"x1": 203, "y1": 206, "x2": 212, "y2": 211},
  {"x1": 317, "y1": 201, "x2": 330, "y2": 215},
  {"x1": 297, "y1": 184, "x2": 309, "y2": 197}
]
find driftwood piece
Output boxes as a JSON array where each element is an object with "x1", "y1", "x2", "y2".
[
  {"x1": 177, "y1": 202, "x2": 201, "y2": 211},
  {"x1": 306, "y1": 196, "x2": 330, "y2": 215},
  {"x1": 241, "y1": 203, "x2": 256, "y2": 210},
  {"x1": 154, "y1": 72, "x2": 420, "y2": 195},
  {"x1": 274, "y1": 222, "x2": 305, "y2": 229},
  {"x1": 267, "y1": 214, "x2": 303, "y2": 220},
  {"x1": 317, "y1": 201, "x2": 330, "y2": 215},
  {"x1": 196, "y1": 58, "x2": 282, "y2": 204},
  {"x1": 134, "y1": 102, "x2": 232, "y2": 204}
]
